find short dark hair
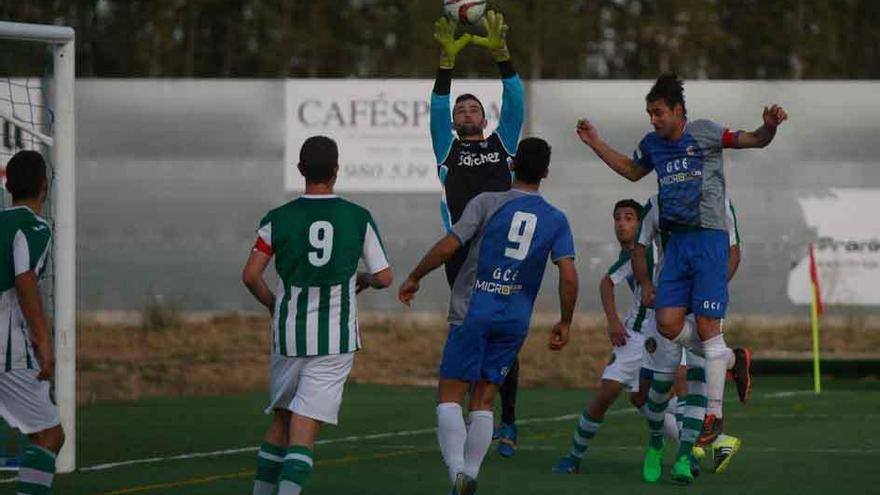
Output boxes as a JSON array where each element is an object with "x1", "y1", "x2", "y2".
[
  {"x1": 513, "y1": 137, "x2": 551, "y2": 184},
  {"x1": 5, "y1": 150, "x2": 47, "y2": 200},
  {"x1": 646, "y1": 73, "x2": 686, "y2": 117},
  {"x1": 454, "y1": 93, "x2": 485, "y2": 119},
  {"x1": 298, "y1": 136, "x2": 338, "y2": 184},
  {"x1": 613, "y1": 199, "x2": 643, "y2": 219}
]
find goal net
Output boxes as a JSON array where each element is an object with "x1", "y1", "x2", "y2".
[{"x1": 0, "y1": 21, "x2": 75, "y2": 474}]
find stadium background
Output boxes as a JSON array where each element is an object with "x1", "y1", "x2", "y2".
[
  {"x1": 1, "y1": 2, "x2": 878, "y2": 493},
  {"x1": 75, "y1": 79, "x2": 879, "y2": 315}
]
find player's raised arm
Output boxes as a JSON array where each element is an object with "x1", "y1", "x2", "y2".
[
  {"x1": 472, "y1": 11, "x2": 524, "y2": 154},
  {"x1": 576, "y1": 118, "x2": 651, "y2": 182},
  {"x1": 725, "y1": 104, "x2": 788, "y2": 149},
  {"x1": 430, "y1": 17, "x2": 471, "y2": 164}
]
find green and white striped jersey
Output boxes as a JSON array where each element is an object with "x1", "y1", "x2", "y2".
[
  {"x1": 0, "y1": 206, "x2": 51, "y2": 372},
  {"x1": 254, "y1": 195, "x2": 389, "y2": 357},
  {"x1": 637, "y1": 193, "x2": 741, "y2": 272},
  {"x1": 607, "y1": 246, "x2": 655, "y2": 334}
]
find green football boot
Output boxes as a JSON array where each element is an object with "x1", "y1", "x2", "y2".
[
  {"x1": 671, "y1": 455, "x2": 695, "y2": 485},
  {"x1": 642, "y1": 440, "x2": 665, "y2": 483}
]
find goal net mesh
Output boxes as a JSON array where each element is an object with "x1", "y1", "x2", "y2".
[{"x1": 0, "y1": 38, "x2": 56, "y2": 471}]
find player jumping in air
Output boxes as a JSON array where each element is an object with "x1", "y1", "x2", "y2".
[
  {"x1": 576, "y1": 73, "x2": 786, "y2": 483},
  {"x1": 551, "y1": 199, "x2": 659, "y2": 474},
  {"x1": 431, "y1": 10, "x2": 526, "y2": 458},
  {"x1": 0, "y1": 150, "x2": 65, "y2": 495},
  {"x1": 399, "y1": 138, "x2": 578, "y2": 495},
  {"x1": 242, "y1": 136, "x2": 393, "y2": 495},
  {"x1": 635, "y1": 193, "x2": 747, "y2": 479}
]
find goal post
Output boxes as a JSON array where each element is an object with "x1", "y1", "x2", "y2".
[{"x1": 0, "y1": 21, "x2": 76, "y2": 473}]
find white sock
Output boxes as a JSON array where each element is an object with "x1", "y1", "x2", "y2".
[
  {"x1": 703, "y1": 334, "x2": 730, "y2": 419},
  {"x1": 463, "y1": 410, "x2": 494, "y2": 479},
  {"x1": 672, "y1": 318, "x2": 704, "y2": 357},
  {"x1": 437, "y1": 403, "x2": 467, "y2": 484},
  {"x1": 663, "y1": 397, "x2": 680, "y2": 444}
]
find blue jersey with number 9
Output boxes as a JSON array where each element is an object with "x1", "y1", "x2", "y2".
[{"x1": 448, "y1": 189, "x2": 575, "y2": 330}]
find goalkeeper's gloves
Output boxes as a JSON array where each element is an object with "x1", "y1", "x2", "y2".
[
  {"x1": 471, "y1": 10, "x2": 510, "y2": 62},
  {"x1": 434, "y1": 17, "x2": 472, "y2": 69}
]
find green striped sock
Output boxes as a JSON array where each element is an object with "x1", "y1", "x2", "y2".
[
  {"x1": 645, "y1": 373, "x2": 674, "y2": 450},
  {"x1": 16, "y1": 445, "x2": 56, "y2": 495},
  {"x1": 677, "y1": 366, "x2": 707, "y2": 458},
  {"x1": 569, "y1": 411, "x2": 602, "y2": 459},
  {"x1": 278, "y1": 445, "x2": 313, "y2": 495},
  {"x1": 253, "y1": 442, "x2": 286, "y2": 495}
]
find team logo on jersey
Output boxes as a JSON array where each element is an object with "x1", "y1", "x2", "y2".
[
  {"x1": 457, "y1": 150, "x2": 502, "y2": 168},
  {"x1": 645, "y1": 337, "x2": 657, "y2": 354},
  {"x1": 474, "y1": 279, "x2": 521, "y2": 295},
  {"x1": 686, "y1": 144, "x2": 697, "y2": 157}
]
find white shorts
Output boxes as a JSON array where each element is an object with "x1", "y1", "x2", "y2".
[
  {"x1": 0, "y1": 370, "x2": 60, "y2": 435},
  {"x1": 642, "y1": 318, "x2": 683, "y2": 374},
  {"x1": 266, "y1": 352, "x2": 355, "y2": 425},
  {"x1": 601, "y1": 331, "x2": 645, "y2": 392}
]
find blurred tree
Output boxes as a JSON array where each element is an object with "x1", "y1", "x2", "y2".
[{"x1": 0, "y1": 0, "x2": 878, "y2": 79}]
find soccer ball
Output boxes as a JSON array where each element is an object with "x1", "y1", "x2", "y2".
[{"x1": 444, "y1": 0, "x2": 488, "y2": 25}]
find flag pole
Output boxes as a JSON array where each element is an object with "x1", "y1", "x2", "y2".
[
  {"x1": 809, "y1": 243, "x2": 822, "y2": 394},
  {"x1": 810, "y1": 278, "x2": 822, "y2": 394}
]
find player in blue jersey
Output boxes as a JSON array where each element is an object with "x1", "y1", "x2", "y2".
[
  {"x1": 576, "y1": 73, "x2": 787, "y2": 484},
  {"x1": 399, "y1": 138, "x2": 578, "y2": 495},
  {"x1": 431, "y1": 10, "x2": 526, "y2": 457}
]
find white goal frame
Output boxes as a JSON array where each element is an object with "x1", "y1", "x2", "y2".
[{"x1": 0, "y1": 21, "x2": 76, "y2": 473}]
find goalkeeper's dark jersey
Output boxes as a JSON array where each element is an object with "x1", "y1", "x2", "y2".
[{"x1": 430, "y1": 62, "x2": 525, "y2": 230}]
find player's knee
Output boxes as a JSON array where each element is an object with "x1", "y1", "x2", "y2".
[
  {"x1": 593, "y1": 385, "x2": 620, "y2": 411},
  {"x1": 629, "y1": 392, "x2": 646, "y2": 410},
  {"x1": 52, "y1": 427, "x2": 66, "y2": 453},
  {"x1": 656, "y1": 314, "x2": 683, "y2": 338},
  {"x1": 31, "y1": 425, "x2": 65, "y2": 454}
]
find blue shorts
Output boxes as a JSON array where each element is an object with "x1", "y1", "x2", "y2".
[
  {"x1": 655, "y1": 229, "x2": 729, "y2": 319},
  {"x1": 439, "y1": 320, "x2": 527, "y2": 384}
]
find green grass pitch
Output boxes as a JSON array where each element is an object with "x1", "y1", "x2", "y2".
[{"x1": 7, "y1": 377, "x2": 876, "y2": 494}]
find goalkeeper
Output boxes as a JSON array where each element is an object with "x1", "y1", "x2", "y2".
[{"x1": 430, "y1": 10, "x2": 526, "y2": 460}]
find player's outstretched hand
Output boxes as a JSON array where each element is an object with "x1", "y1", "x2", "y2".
[
  {"x1": 35, "y1": 342, "x2": 55, "y2": 381},
  {"x1": 607, "y1": 319, "x2": 627, "y2": 347},
  {"x1": 762, "y1": 104, "x2": 788, "y2": 128},
  {"x1": 576, "y1": 118, "x2": 600, "y2": 147},
  {"x1": 398, "y1": 277, "x2": 420, "y2": 306},
  {"x1": 434, "y1": 17, "x2": 472, "y2": 69},
  {"x1": 471, "y1": 10, "x2": 510, "y2": 61},
  {"x1": 549, "y1": 321, "x2": 570, "y2": 350}
]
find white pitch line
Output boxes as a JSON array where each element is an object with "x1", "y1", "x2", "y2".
[
  {"x1": 762, "y1": 390, "x2": 814, "y2": 399},
  {"x1": 76, "y1": 409, "x2": 636, "y2": 473},
  {"x1": 0, "y1": 388, "x2": 820, "y2": 479}
]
